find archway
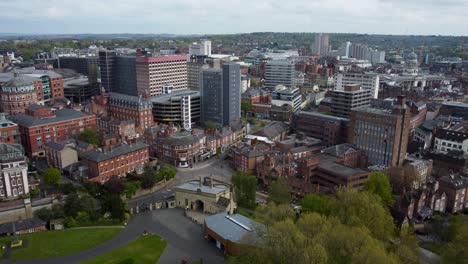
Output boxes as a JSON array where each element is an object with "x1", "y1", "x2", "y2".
[{"x1": 195, "y1": 200, "x2": 204, "y2": 212}]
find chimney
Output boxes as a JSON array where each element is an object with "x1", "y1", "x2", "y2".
[{"x1": 397, "y1": 95, "x2": 406, "y2": 107}]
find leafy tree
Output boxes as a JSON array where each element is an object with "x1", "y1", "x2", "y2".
[
  {"x1": 156, "y1": 165, "x2": 177, "y2": 182},
  {"x1": 123, "y1": 181, "x2": 141, "y2": 199},
  {"x1": 268, "y1": 178, "x2": 291, "y2": 205},
  {"x1": 64, "y1": 193, "x2": 96, "y2": 218},
  {"x1": 34, "y1": 207, "x2": 53, "y2": 221},
  {"x1": 43, "y1": 167, "x2": 61, "y2": 186},
  {"x1": 241, "y1": 101, "x2": 252, "y2": 117},
  {"x1": 104, "y1": 176, "x2": 124, "y2": 194},
  {"x1": 300, "y1": 193, "x2": 333, "y2": 216},
  {"x1": 84, "y1": 182, "x2": 104, "y2": 197},
  {"x1": 105, "y1": 194, "x2": 126, "y2": 221},
  {"x1": 140, "y1": 164, "x2": 157, "y2": 189},
  {"x1": 255, "y1": 202, "x2": 294, "y2": 226},
  {"x1": 364, "y1": 171, "x2": 394, "y2": 207},
  {"x1": 333, "y1": 187, "x2": 395, "y2": 241},
  {"x1": 59, "y1": 183, "x2": 77, "y2": 194},
  {"x1": 443, "y1": 224, "x2": 468, "y2": 264},
  {"x1": 232, "y1": 171, "x2": 257, "y2": 209},
  {"x1": 29, "y1": 188, "x2": 40, "y2": 199},
  {"x1": 78, "y1": 128, "x2": 100, "y2": 146}
]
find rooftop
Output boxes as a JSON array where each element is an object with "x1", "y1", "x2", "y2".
[
  {"x1": 0, "y1": 218, "x2": 45, "y2": 234},
  {"x1": 80, "y1": 141, "x2": 149, "y2": 163},
  {"x1": 151, "y1": 90, "x2": 200, "y2": 104},
  {"x1": 9, "y1": 108, "x2": 93, "y2": 127},
  {"x1": 1, "y1": 75, "x2": 39, "y2": 87},
  {"x1": 204, "y1": 212, "x2": 265, "y2": 244},
  {"x1": 175, "y1": 180, "x2": 229, "y2": 195},
  {"x1": 156, "y1": 131, "x2": 200, "y2": 146}
]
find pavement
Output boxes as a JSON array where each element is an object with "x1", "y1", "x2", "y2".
[{"x1": 3, "y1": 209, "x2": 225, "y2": 264}]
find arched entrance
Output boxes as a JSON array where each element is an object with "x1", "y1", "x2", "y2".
[{"x1": 195, "y1": 200, "x2": 204, "y2": 212}]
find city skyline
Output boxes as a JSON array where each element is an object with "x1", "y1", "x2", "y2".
[{"x1": 1, "y1": 0, "x2": 468, "y2": 36}]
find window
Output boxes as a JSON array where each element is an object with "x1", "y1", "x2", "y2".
[
  {"x1": 0, "y1": 189, "x2": 4, "y2": 196},
  {"x1": 17, "y1": 179, "x2": 22, "y2": 185},
  {"x1": 13, "y1": 188, "x2": 17, "y2": 196},
  {"x1": 18, "y1": 187, "x2": 23, "y2": 194}
]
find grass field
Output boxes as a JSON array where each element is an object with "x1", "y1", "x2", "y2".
[
  {"x1": 2, "y1": 227, "x2": 122, "y2": 260},
  {"x1": 81, "y1": 234, "x2": 167, "y2": 264}
]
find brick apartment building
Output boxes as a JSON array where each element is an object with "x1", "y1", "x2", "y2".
[
  {"x1": 80, "y1": 141, "x2": 149, "y2": 183},
  {"x1": 108, "y1": 92, "x2": 153, "y2": 131},
  {"x1": 0, "y1": 114, "x2": 19, "y2": 144},
  {"x1": 438, "y1": 174, "x2": 468, "y2": 213},
  {"x1": 9, "y1": 105, "x2": 97, "y2": 157},
  {"x1": 135, "y1": 55, "x2": 188, "y2": 96},
  {"x1": 0, "y1": 143, "x2": 29, "y2": 199}
]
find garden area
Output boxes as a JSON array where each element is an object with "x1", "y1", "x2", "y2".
[
  {"x1": 0, "y1": 228, "x2": 122, "y2": 261},
  {"x1": 81, "y1": 234, "x2": 166, "y2": 264}
]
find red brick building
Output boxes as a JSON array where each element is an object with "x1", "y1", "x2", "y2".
[
  {"x1": 9, "y1": 105, "x2": 97, "y2": 157},
  {"x1": 80, "y1": 141, "x2": 149, "y2": 183},
  {"x1": 0, "y1": 75, "x2": 40, "y2": 115},
  {"x1": 0, "y1": 114, "x2": 19, "y2": 144},
  {"x1": 438, "y1": 174, "x2": 468, "y2": 213},
  {"x1": 108, "y1": 92, "x2": 153, "y2": 132}
]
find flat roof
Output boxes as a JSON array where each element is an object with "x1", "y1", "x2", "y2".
[
  {"x1": 151, "y1": 90, "x2": 200, "y2": 103},
  {"x1": 205, "y1": 212, "x2": 265, "y2": 244},
  {"x1": 175, "y1": 180, "x2": 228, "y2": 195}
]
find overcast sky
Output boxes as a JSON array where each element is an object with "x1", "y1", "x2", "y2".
[{"x1": 1, "y1": 0, "x2": 467, "y2": 35}]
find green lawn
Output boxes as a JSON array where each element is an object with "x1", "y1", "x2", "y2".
[
  {"x1": 4, "y1": 227, "x2": 122, "y2": 260},
  {"x1": 81, "y1": 234, "x2": 167, "y2": 264}
]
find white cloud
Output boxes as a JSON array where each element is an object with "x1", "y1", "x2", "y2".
[{"x1": 0, "y1": 0, "x2": 468, "y2": 35}]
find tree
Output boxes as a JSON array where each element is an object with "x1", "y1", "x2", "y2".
[
  {"x1": 364, "y1": 171, "x2": 394, "y2": 207},
  {"x1": 156, "y1": 165, "x2": 177, "y2": 182},
  {"x1": 29, "y1": 188, "x2": 40, "y2": 199},
  {"x1": 443, "y1": 224, "x2": 468, "y2": 264},
  {"x1": 300, "y1": 193, "x2": 333, "y2": 216},
  {"x1": 232, "y1": 171, "x2": 257, "y2": 209},
  {"x1": 205, "y1": 121, "x2": 217, "y2": 130},
  {"x1": 78, "y1": 128, "x2": 100, "y2": 146},
  {"x1": 241, "y1": 101, "x2": 252, "y2": 117},
  {"x1": 123, "y1": 181, "x2": 141, "y2": 199},
  {"x1": 43, "y1": 167, "x2": 61, "y2": 186},
  {"x1": 104, "y1": 176, "x2": 124, "y2": 194},
  {"x1": 64, "y1": 193, "x2": 82, "y2": 218},
  {"x1": 255, "y1": 202, "x2": 294, "y2": 226},
  {"x1": 333, "y1": 187, "x2": 395, "y2": 241},
  {"x1": 104, "y1": 194, "x2": 126, "y2": 221},
  {"x1": 268, "y1": 178, "x2": 291, "y2": 205},
  {"x1": 140, "y1": 164, "x2": 157, "y2": 189}
]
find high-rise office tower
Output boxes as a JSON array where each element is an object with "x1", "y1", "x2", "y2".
[
  {"x1": 136, "y1": 55, "x2": 188, "y2": 96},
  {"x1": 337, "y1": 42, "x2": 352, "y2": 58},
  {"x1": 330, "y1": 84, "x2": 372, "y2": 118},
  {"x1": 189, "y1": 40, "x2": 212, "y2": 57},
  {"x1": 312, "y1": 33, "x2": 330, "y2": 56},
  {"x1": 334, "y1": 72, "x2": 380, "y2": 99},
  {"x1": 98, "y1": 50, "x2": 116, "y2": 92},
  {"x1": 187, "y1": 55, "x2": 209, "y2": 91},
  {"x1": 349, "y1": 95, "x2": 410, "y2": 167},
  {"x1": 200, "y1": 63, "x2": 241, "y2": 127},
  {"x1": 114, "y1": 55, "x2": 138, "y2": 96},
  {"x1": 264, "y1": 60, "x2": 295, "y2": 90}
]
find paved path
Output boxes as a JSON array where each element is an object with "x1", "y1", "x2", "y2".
[{"x1": 1, "y1": 209, "x2": 224, "y2": 264}]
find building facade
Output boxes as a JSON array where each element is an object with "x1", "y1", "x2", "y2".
[
  {"x1": 151, "y1": 90, "x2": 201, "y2": 129},
  {"x1": 349, "y1": 96, "x2": 410, "y2": 167},
  {"x1": 330, "y1": 84, "x2": 372, "y2": 118},
  {"x1": 45, "y1": 142, "x2": 78, "y2": 170},
  {"x1": 201, "y1": 64, "x2": 241, "y2": 127},
  {"x1": 10, "y1": 105, "x2": 97, "y2": 157},
  {"x1": 80, "y1": 141, "x2": 149, "y2": 183},
  {"x1": 0, "y1": 114, "x2": 19, "y2": 144},
  {"x1": 114, "y1": 55, "x2": 138, "y2": 96},
  {"x1": 264, "y1": 60, "x2": 295, "y2": 90},
  {"x1": 0, "y1": 75, "x2": 40, "y2": 115},
  {"x1": 108, "y1": 92, "x2": 153, "y2": 131},
  {"x1": 292, "y1": 111, "x2": 349, "y2": 147},
  {"x1": 271, "y1": 85, "x2": 302, "y2": 112},
  {"x1": 136, "y1": 55, "x2": 188, "y2": 96},
  {"x1": 334, "y1": 72, "x2": 380, "y2": 99},
  {"x1": 0, "y1": 143, "x2": 29, "y2": 199},
  {"x1": 98, "y1": 50, "x2": 116, "y2": 92}
]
